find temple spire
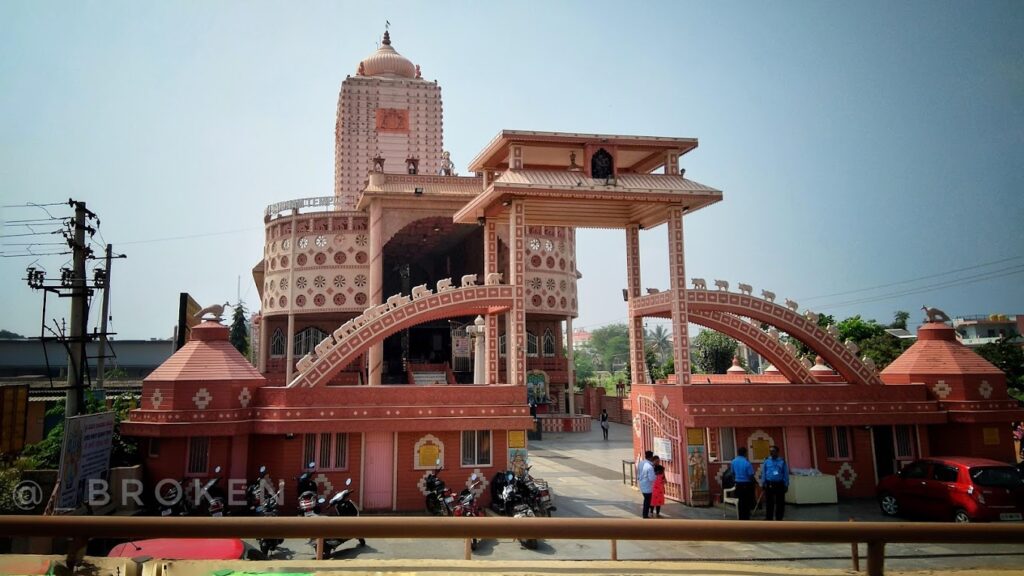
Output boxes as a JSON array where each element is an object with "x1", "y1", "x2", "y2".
[{"x1": 382, "y1": 30, "x2": 391, "y2": 46}]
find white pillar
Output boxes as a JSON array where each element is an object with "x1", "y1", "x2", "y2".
[
  {"x1": 566, "y1": 316, "x2": 575, "y2": 416},
  {"x1": 469, "y1": 316, "x2": 486, "y2": 385},
  {"x1": 285, "y1": 313, "x2": 295, "y2": 385}
]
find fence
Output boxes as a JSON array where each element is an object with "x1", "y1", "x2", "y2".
[{"x1": 4, "y1": 515, "x2": 1024, "y2": 576}]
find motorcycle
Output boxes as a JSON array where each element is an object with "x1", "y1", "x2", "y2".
[
  {"x1": 297, "y1": 461, "x2": 321, "y2": 516},
  {"x1": 312, "y1": 478, "x2": 366, "y2": 558},
  {"x1": 203, "y1": 466, "x2": 227, "y2": 517},
  {"x1": 491, "y1": 471, "x2": 539, "y2": 550},
  {"x1": 157, "y1": 477, "x2": 195, "y2": 517},
  {"x1": 452, "y1": 473, "x2": 484, "y2": 551},
  {"x1": 424, "y1": 459, "x2": 455, "y2": 516},
  {"x1": 521, "y1": 465, "x2": 556, "y2": 517},
  {"x1": 248, "y1": 465, "x2": 284, "y2": 557}
]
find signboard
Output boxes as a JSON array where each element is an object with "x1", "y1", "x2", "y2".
[
  {"x1": 653, "y1": 436, "x2": 673, "y2": 462},
  {"x1": 507, "y1": 430, "x2": 527, "y2": 449},
  {"x1": 452, "y1": 335, "x2": 471, "y2": 358},
  {"x1": 57, "y1": 412, "x2": 115, "y2": 510},
  {"x1": 983, "y1": 427, "x2": 1001, "y2": 446},
  {"x1": 175, "y1": 293, "x2": 202, "y2": 350},
  {"x1": 0, "y1": 385, "x2": 28, "y2": 453}
]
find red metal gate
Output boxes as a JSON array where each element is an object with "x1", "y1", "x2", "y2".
[{"x1": 633, "y1": 395, "x2": 686, "y2": 503}]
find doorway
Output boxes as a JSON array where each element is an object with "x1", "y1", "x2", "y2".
[
  {"x1": 363, "y1": 431, "x2": 394, "y2": 510},
  {"x1": 873, "y1": 426, "x2": 895, "y2": 481}
]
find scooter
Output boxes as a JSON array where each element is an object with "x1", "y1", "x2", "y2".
[
  {"x1": 452, "y1": 473, "x2": 483, "y2": 551},
  {"x1": 203, "y1": 466, "x2": 227, "y2": 517},
  {"x1": 248, "y1": 465, "x2": 284, "y2": 557},
  {"x1": 424, "y1": 459, "x2": 454, "y2": 516},
  {"x1": 312, "y1": 479, "x2": 366, "y2": 558},
  {"x1": 296, "y1": 461, "x2": 321, "y2": 516}
]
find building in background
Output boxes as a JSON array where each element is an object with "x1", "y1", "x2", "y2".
[{"x1": 953, "y1": 314, "x2": 1023, "y2": 348}]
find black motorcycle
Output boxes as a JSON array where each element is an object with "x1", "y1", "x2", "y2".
[
  {"x1": 424, "y1": 459, "x2": 454, "y2": 516},
  {"x1": 312, "y1": 478, "x2": 366, "y2": 558},
  {"x1": 521, "y1": 465, "x2": 556, "y2": 517},
  {"x1": 248, "y1": 465, "x2": 284, "y2": 557},
  {"x1": 203, "y1": 466, "x2": 227, "y2": 517},
  {"x1": 296, "y1": 461, "x2": 321, "y2": 516},
  {"x1": 491, "y1": 471, "x2": 539, "y2": 550}
]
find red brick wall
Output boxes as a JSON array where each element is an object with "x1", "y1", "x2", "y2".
[
  {"x1": 810, "y1": 426, "x2": 877, "y2": 498},
  {"x1": 928, "y1": 422, "x2": 1016, "y2": 462},
  {"x1": 395, "y1": 430, "x2": 512, "y2": 511}
]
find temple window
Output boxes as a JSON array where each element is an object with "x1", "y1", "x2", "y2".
[
  {"x1": 270, "y1": 329, "x2": 285, "y2": 357},
  {"x1": 303, "y1": 432, "x2": 349, "y2": 471},
  {"x1": 542, "y1": 329, "x2": 556, "y2": 357},
  {"x1": 499, "y1": 334, "x2": 506, "y2": 357},
  {"x1": 294, "y1": 327, "x2": 329, "y2": 357},
  {"x1": 461, "y1": 430, "x2": 491, "y2": 467},
  {"x1": 527, "y1": 332, "x2": 539, "y2": 357},
  {"x1": 893, "y1": 425, "x2": 916, "y2": 460},
  {"x1": 707, "y1": 427, "x2": 736, "y2": 462},
  {"x1": 824, "y1": 426, "x2": 853, "y2": 461},
  {"x1": 591, "y1": 148, "x2": 613, "y2": 179},
  {"x1": 186, "y1": 437, "x2": 210, "y2": 476}
]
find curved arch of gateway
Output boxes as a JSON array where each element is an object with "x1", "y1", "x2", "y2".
[{"x1": 123, "y1": 32, "x2": 1022, "y2": 511}]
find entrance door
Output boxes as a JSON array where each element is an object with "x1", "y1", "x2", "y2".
[
  {"x1": 363, "y1": 431, "x2": 394, "y2": 511},
  {"x1": 873, "y1": 426, "x2": 896, "y2": 481}
]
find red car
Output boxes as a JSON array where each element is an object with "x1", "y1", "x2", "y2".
[{"x1": 877, "y1": 456, "x2": 1024, "y2": 523}]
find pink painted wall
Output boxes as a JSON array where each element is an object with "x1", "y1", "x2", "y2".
[
  {"x1": 785, "y1": 426, "x2": 813, "y2": 468},
  {"x1": 363, "y1": 431, "x2": 394, "y2": 510}
]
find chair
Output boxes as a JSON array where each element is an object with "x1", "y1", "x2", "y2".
[{"x1": 722, "y1": 486, "x2": 738, "y2": 517}]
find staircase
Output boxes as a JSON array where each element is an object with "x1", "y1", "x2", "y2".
[
  {"x1": 410, "y1": 371, "x2": 448, "y2": 386},
  {"x1": 407, "y1": 362, "x2": 454, "y2": 385}
]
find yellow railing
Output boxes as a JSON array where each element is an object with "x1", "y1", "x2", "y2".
[{"x1": 3, "y1": 515, "x2": 1024, "y2": 576}]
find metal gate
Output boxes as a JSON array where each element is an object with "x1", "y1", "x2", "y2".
[{"x1": 633, "y1": 395, "x2": 686, "y2": 503}]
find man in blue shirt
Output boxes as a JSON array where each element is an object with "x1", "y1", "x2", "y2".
[
  {"x1": 731, "y1": 446, "x2": 756, "y2": 520},
  {"x1": 637, "y1": 450, "x2": 655, "y2": 518},
  {"x1": 761, "y1": 445, "x2": 790, "y2": 520}
]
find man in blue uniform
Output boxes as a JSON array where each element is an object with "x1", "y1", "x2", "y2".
[
  {"x1": 731, "y1": 446, "x2": 755, "y2": 520},
  {"x1": 761, "y1": 445, "x2": 790, "y2": 520}
]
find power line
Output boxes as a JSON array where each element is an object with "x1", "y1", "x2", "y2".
[
  {"x1": 118, "y1": 226, "x2": 262, "y2": 246},
  {"x1": 798, "y1": 254, "x2": 1024, "y2": 302},
  {"x1": 814, "y1": 265, "x2": 1024, "y2": 311}
]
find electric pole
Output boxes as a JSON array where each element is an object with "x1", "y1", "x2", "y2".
[
  {"x1": 95, "y1": 243, "x2": 113, "y2": 390},
  {"x1": 66, "y1": 201, "x2": 89, "y2": 416}
]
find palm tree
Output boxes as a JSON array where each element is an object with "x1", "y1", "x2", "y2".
[{"x1": 646, "y1": 324, "x2": 672, "y2": 363}]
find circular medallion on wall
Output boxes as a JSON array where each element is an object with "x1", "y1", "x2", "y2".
[
  {"x1": 278, "y1": 296, "x2": 287, "y2": 308},
  {"x1": 545, "y1": 278, "x2": 556, "y2": 291},
  {"x1": 314, "y1": 275, "x2": 326, "y2": 288},
  {"x1": 333, "y1": 293, "x2": 346, "y2": 306},
  {"x1": 282, "y1": 239, "x2": 291, "y2": 250},
  {"x1": 560, "y1": 280, "x2": 567, "y2": 291},
  {"x1": 334, "y1": 251, "x2": 347, "y2": 264},
  {"x1": 315, "y1": 235, "x2": 327, "y2": 248},
  {"x1": 267, "y1": 297, "x2": 274, "y2": 309},
  {"x1": 296, "y1": 277, "x2": 307, "y2": 290},
  {"x1": 530, "y1": 255, "x2": 542, "y2": 268},
  {"x1": 296, "y1": 295, "x2": 306, "y2": 307},
  {"x1": 354, "y1": 292, "x2": 367, "y2": 305},
  {"x1": 559, "y1": 258, "x2": 566, "y2": 270},
  {"x1": 298, "y1": 237, "x2": 309, "y2": 249},
  {"x1": 297, "y1": 254, "x2": 307, "y2": 266},
  {"x1": 333, "y1": 275, "x2": 345, "y2": 289},
  {"x1": 354, "y1": 274, "x2": 367, "y2": 287},
  {"x1": 543, "y1": 239, "x2": 554, "y2": 252},
  {"x1": 531, "y1": 294, "x2": 542, "y2": 307},
  {"x1": 314, "y1": 294, "x2": 326, "y2": 307},
  {"x1": 547, "y1": 295, "x2": 556, "y2": 308},
  {"x1": 355, "y1": 234, "x2": 368, "y2": 247},
  {"x1": 280, "y1": 278, "x2": 288, "y2": 291},
  {"x1": 280, "y1": 255, "x2": 289, "y2": 267},
  {"x1": 571, "y1": 298, "x2": 577, "y2": 309},
  {"x1": 269, "y1": 258, "x2": 276, "y2": 271},
  {"x1": 529, "y1": 277, "x2": 542, "y2": 291},
  {"x1": 529, "y1": 238, "x2": 541, "y2": 252},
  {"x1": 560, "y1": 296, "x2": 567, "y2": 309},
  {"x1": 355, "y1": 251, "x2": 368, "y2": 264},
  {"x1": 546, "y1": 256, "x2": 555, "y2": 269},
  {"x1": 314, "y1": 253, "x2": 326, "y2": 265}
]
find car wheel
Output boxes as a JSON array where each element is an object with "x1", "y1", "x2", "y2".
[
  {"x1": 879, "y1": 493, "x2": 900, "y2": 516},
  {"x1": 953, "y1": 508, "x2": 971, "y2": 523}
]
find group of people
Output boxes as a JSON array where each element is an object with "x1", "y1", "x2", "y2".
[
  {"x1": 731, "y1": 445, "x2": 789, "y2": 520},
  {"x1": 635, "y1": 444, "x2": 791, "y2": 520},
  {"x1": 635, "y1": 450, "x2": 667, "y2": 518}
]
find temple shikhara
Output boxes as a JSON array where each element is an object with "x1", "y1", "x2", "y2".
[{"x1": 123, "y1": 32, "x2": 1023, "y2": 511}]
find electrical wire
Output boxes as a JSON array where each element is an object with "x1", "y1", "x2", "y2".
[
  {"x1": 814, "y1": 265, "x2": 1024, "y2": 311},
  {"x1": 118, "y1": 226, "x2": 262, "y2": 246}
]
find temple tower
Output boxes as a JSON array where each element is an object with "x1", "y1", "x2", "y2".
[{"x1": 333, "y1": 31, "x2": 445, "y2": 210}]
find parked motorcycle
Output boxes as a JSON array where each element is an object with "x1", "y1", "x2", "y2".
[
  {"x1": 157, "y1": 477, "x2": 195, "y2": 517},
  {"x1": 297, "y1": 461, "x2": 321, "y2": 516},
  {"x1": 312, "y1": 478, "x2": 366, "y2": 558},
  {"x1": 452, "y1": 473, "x2": 484, "y2": 551},
  {"x1": 203, "y1": 466, "x2": 227, "y2": 517},
  {"x1": 521, "y1": 465, "x2": 556, "y2": 517},
  {"x1": 491, "y1": 472, "x2": 539, "y2": 550},
  {"x1": 424, "y1": 459, "x2": 455, "y2": 516},
  {"x1": 247, "y1": 465, "x2": 284, "y2": 557}
]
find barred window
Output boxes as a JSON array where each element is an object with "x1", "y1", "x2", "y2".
[
  {"x1": 527, "y1": 332, "x2": 539, "y2": 357},
  {"x1": 499, "y1": 334, "x2": 506, "y2": 357},
  {"x1": 294, "y1": 327, "x2": 328, "y2": 357},
  {"x1": 186, "y1": 437, "x2": 209, "y2": 476},
  {"x1": 270, "y1": 328, "x2": 285, "y2": 357},
  {"x1": 894, "y1": 425, "x2": 915, "y2": 460},
  {"x1": 824, "y1": 426, "x2": 852, "y2": 461},
  {"x1": 542, "y1": 329, "x2": 556, "y2": 357},
  {"x1": 303, "y1": 433, "x2": 348, "y2": 470},
  {"x1": 461, "y1": 430, "x2": 492, "y2": 467}
]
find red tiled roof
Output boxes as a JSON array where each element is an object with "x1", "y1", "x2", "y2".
[
  {"x1": 146, "y1": 321, "x2": 264, "y2": 382},
  {"x1": 881, "y1": 322, "x2": 1003, "y2": 378}
]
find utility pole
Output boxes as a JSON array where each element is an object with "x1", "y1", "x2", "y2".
[
  {"x1": 95, "y1": 243, "x2": 113, "y2": 390},
  {"x1": 65, "y1": 201, "x2": 89, "y2": 417}
]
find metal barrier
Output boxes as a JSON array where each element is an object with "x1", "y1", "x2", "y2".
[{"x1": 3, "y1": 515, "x2": 1024, "y2": 576}]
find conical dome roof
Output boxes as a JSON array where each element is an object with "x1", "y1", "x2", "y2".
[
  {"x1": 146, "y1": 320, "x2": 264, "y2": 382},
  {"x1": 358, "y1": 31, "x2": 417, "y2": 79},
  {"x1": 881, "y1": 322, "x2": 1003, "y2": 380}
]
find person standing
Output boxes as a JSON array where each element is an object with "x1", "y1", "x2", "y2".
[
  {"x1": 761, "y1": 445, "x2": 789, "y2": 520},
  {"x1": 731, "y1": 446, "x2": 756, "y2": 520},
  {"x1": 651, "y1": 456, "x2": 666, "y2": 518},
  {"x1": 637, "y1": 450, "x2": 655, "y2": 518},
  {"x1": 600, "y1": 409, "x2": 609, "y2": 440}
]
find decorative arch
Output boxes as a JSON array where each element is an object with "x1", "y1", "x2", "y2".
[
  {"x1": 688, "y1": 309, "x2": 815, "y2": 384},
  {"x1": 631, "y1": 289, "x2": 882, "y2": 386},
  {"x1": 290, "y1": 284, "x2": 514, "y2": 388}
]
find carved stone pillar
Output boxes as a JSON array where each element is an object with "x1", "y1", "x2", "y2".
[
  {"x1": 625, "y1": 224, "x2": 646, "y2": 386},
  {"x1": 508, "y1": 201, "x2": 526, "y2": 387},
  {"x1": 368, "y1": 201, "x2": 384, "y2": 386},
  {"x1": 484, "y1": 219, "x2": 500, "y2": 384},
  {"x1": 667, "y1": 207, "x2": 691, "y2": 384}
]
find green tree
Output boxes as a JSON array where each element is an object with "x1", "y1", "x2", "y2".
[
  {"x1": 891, "y1": 310, "x2": 910, "y2": 330},
  {"x1": 22, "y1": 392, "x2": 140, "y2": 470},
  {"x1": 976, "y1": 333, "x2": 1024, "y2": 391},
  {"x1": 645, "y1": 324, "x2": 672, "y2": 363},
  {"x1": 692, "y1": 330, "x2": 739, "y2": 375},
  {"x1": 0, "y1": 329, "x2": 25, "y2": 339},
  {"x1": 573, "y1": 347, "x2": 596, "y2": 385},
  {"x1": 588, "y1": 324, "x2": 630, "y2": 371},
  {"x1": 229, "y1": 303, "x2": 250, "y2": 357}
]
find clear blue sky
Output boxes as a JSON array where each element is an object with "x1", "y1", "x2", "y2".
[{"x1": 1, "y1": 1, "x2": 1022, "y2": 341}]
